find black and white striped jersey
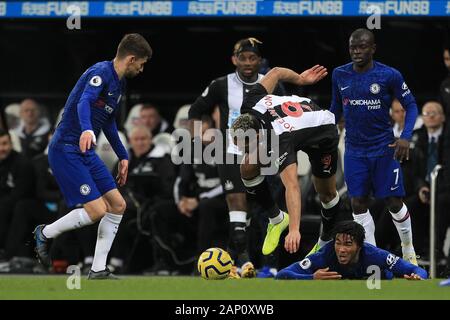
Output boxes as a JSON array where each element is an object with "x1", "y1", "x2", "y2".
[
  {"x1": 242, "y1": 83, "x2": 338, "y2": 173},
  {"x1": 189, "y1": 72, "x2": 284, "y2": 154}
]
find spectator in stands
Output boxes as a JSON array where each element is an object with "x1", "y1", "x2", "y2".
[
  {"x1": 440, "y1": 45, "x2": 450, "y2": 116},
  {"x1": 147, "y1": 116, "x2": 228, "y2": 275},
  {"x1": 140, "y1": 104, "x2": 174, "y2": 137},
  {"x1": 0, "y1": 129, "x2": 34, "y2": 261},
  {"x1": 408, "y1": 101, "x2": 447, "y2": 260},
  {"x1": 10, "y1": 99, "x2": 50, "y2": 158}
]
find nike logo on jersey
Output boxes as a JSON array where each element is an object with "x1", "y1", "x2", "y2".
[
  {"x1": 340, "y1": 86, "x2": 350, "y2": 91},
  {"x1": 108, "y1": 92, "x2": 114, "y2": 96},
  {"x1": 391, "y1": 186, "x2": 399, "y2": 191}
]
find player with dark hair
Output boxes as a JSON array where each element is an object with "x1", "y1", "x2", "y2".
[
  {"x1": 188, "y1": 37, "x2": 285, "y2": 278},
  {"x1": 329, "y1": 28, "x2": 419, "y2": 264},
  {"x1": 231, "y1": 65, "x2": 347, "y2": 256},
  {"x1": 276, "y1": 221, "x2": 427, "y2": 280},
  {"x1": 32, "y1": 33, "x2": 152, "y2": 279}
]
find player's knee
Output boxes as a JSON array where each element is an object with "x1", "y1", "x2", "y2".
[
  {"x1": 318, "y1": 190, "x2": 338, "y2": 204},
  {"x1": 386, "y1": 197, "x2": 403, "y2": 212},
  {"x1": 111, "y1": 198, "x2": 126, "y2": 214},
  {"x1": 226, "y1": 193, "x2": 246, "y2": 211},
  {"x1": 351, "y1": 198, "x2": 369, "y2": 214},
  {"x1": 240, "y1": 162, "x2": 259, "y2": 180}
]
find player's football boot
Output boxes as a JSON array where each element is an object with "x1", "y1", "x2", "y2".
[
  {"x1": 240, "y1": 262, "x2": 256, "y2": 278},
  {"x1": 227, "y1": 266, "x2": 241, "y2": 279},
  {"x1": 402, "y1": 243, "x2": 418, "y2": 266},
  {"x1": 403, "y1": 253, "x2": 418, "y2": 266},
  {"x1": 87, "y1": 267, "x2": 120, "y2": 280},
  {"x1": 262, "y1": 212, "x2": 289, "y2": 255},
  {"x1": 306, "y1": 242, "x2": 321, "y2": 257},
  {"x1": 32, "y1": 225, "x2": 51, "y2": 268}
]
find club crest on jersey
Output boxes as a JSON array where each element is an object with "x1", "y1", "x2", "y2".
[
  {"x1": 402, "y1": 82, "x2": 408, "y2": 90},
  {"x1": 89, "y1": 76, "x2": 102, "y2": 87},
  {"x1": 80, "y1": 184, "x2": 91, "y2": 196},
  {"x1": 299, "y1": 258, "x2": 311, "y2": 269},
  {"x1": 224, "y1": 180, "x2": 234, "y2": 191},
  {"x1": 370, "y1": 83, "x2": 380, "y2": 94}
]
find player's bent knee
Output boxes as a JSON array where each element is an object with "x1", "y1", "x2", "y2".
[
  {"x1": 84, "y1": 200, "x2": 108, "y2": 221},
  {"x1": 110, "y1": 198, "x2": 126, "y2": 215},
  {"x1": 226, "y1": 193, "x2": 247, "y2": 211},
  {"x1": 351, "y1": 198, "x2": 369, "y2": 214},
  {"x1": 240, "y1": 162, "x2": 260, "y2": 180}
]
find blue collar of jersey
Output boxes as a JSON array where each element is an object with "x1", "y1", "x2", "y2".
[{"x1": 109, "y1": 60, "x2": 120, "y2": 83}]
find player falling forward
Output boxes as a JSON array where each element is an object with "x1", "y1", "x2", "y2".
[
  {"x1": 276, "y1": 221, "x2": 427, "y2": 280},
  {"x1": 33, "y1": 34, "x2": 152, "y2": 279},
  {"x1": 231, "y1": 65, "x2": 346, "y2": 255}
]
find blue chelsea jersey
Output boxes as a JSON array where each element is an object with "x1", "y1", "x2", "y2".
[
  {"x1": 330, "y1": 61, "x2": 417, "y2": 157},
  {"x1": 53, "y1": 60, "x2": 125, "y2": 147}
]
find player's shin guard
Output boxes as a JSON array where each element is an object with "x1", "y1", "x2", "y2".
[
  {"x1": 390, "y1": 203, "x2": 415, "y2": 257},
  {"x1": 320, "y1": 192, "x2": 340, "y2": 242},
  {"x1": 353, "y1": 210, "x2": 376, "y2": 246},
  {"x1": 242, "y1": 175, "x2": 279, "y2": 218},
  {"x1": 227, "y1": 211, "x2": 250, "y2": 266},
  {"x1": 91, "y1": 213, "x2": 122, "y2": 272}
]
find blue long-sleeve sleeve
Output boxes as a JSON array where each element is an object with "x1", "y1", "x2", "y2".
[
  {"x1": 77, "y1": 74, "x2": 105, "y2": 132},
  {"x1": 400, "y1": 101, "x2": 418, "y2": 141},
  {"x1": 390, "y1": 68, "x2": 418, "y2": 141},
  {"x1": 103, "y1": 117, "x2": 128, "y2": 161},
  {"x1": 329, "y1": 69, "x2": 343, "y2": 123}
]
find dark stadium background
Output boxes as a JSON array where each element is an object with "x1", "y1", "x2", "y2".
[{"x1": 0, "y1": 17, "x2": 449, "y2": 127}]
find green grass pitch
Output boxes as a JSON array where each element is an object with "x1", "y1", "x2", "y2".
[{"x1": 0, "y1": 276, "x2": 449, "y2": 300}]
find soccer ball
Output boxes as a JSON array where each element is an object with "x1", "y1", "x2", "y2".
[{"x1": 197, "y1": 248, "x2": 233, "y2": 280}]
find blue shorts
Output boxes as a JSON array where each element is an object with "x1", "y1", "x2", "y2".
[
  {"x1": 344, "y1": 149, "x2": 405, "y2": 198},
  {"x1": 48, "y1": 143, "x2": 117, "y2": 208}
]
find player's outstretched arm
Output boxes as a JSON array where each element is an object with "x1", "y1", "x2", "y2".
[
  {"x1": 280, "y1": 163, "x2": 301, "y2": 253},
  {"x1": 260, "y1": 65, "x2": 327, "y2": 94}
]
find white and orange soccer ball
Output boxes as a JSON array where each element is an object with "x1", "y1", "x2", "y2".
[{"x1": 197, "y1": 248, "x2": 233, "y2": 280}]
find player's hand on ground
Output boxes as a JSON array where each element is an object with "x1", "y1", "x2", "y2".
[
  {"x1": 298, "y1": 65, "x2": 328, "y2": 86},
  {"x1": 284, "y1": 230, "x2": 301, "y2": 253},
  {"x1": 116, "y1": 159, "x2": 128, "y2": 187},
  {"x1": 313, "y1": 267, "x2": 342, "y2": 280},
  {"x1": 388, "y1": 138, "x2": 409, "y2": 162},
  {"x1": 404, "y1": 273, "x2": 423, "y2": 280},
  {"x1": 79, "y1": 130, "x2": 96, "y2": 153}
]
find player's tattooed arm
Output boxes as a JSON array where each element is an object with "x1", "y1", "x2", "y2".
[{"x1": 260, "y1": 65, "x2": 328, "y2": 94}]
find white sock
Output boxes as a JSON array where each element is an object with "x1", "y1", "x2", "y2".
[
  {"x1": 269, "y1": 210, "x2": 284, "y2": 225},
  {"x1": 229, "y1": 211, "x2": 247, "y2": 223},
  {"x1": 91, "y1": 213, "x2": 123, "y2": 272},
  {"x1": 353, "y1": 210, "x2": 377, "y2": 246},
  {"x1": 42, "y1": 208, "x2": 94, "y2": 239},
  {"x1": 390, "y1": 203, "x2": 415, "y2": 256}
]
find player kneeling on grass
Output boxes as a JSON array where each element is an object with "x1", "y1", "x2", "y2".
[{"x1": 276, "y1": 221, "x2": 427, "y2": 280}]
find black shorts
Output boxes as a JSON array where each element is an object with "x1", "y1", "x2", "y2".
[
  {"x1": 217, "y1": 159, "x2": 246, "y2": 195},
  {"x1": 274, "y1": 124, "x2": 339, "y2": 178}
]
